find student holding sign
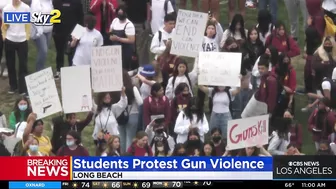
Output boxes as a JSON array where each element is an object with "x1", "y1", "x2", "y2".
[{"x1": 71, "y1": 15, "x2": 104, "y2": 66}]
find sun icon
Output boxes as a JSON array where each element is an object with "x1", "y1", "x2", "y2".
[
  {"x1": 194, "y1": 181, "x2": 199, "y2": 185},
  {"x1": 133, "y1": 182, "x2": 138, "y2": 188},
  {"x1": 163, "y1": 182, "x2": 169, "y2": 187},
  {"x1": 72, "y1": 182, "x2": 78, "y2": 188},
  {"x1": 102, "y1": 182, "x2": 108, "y2": 188}
]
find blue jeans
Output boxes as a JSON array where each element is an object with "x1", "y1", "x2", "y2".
[
  {"x1": 258, "y1": 0, "x2": 278, "y2": 24},
  {"x1": 210, "y1": 112, "x2": 232, "y2": 139},
  {"x1": 34, "y1": 32, "x2": 52, "y2": 71},
  {"x1": 118, "y1": 113, "x2": 138, "y2": 152}
]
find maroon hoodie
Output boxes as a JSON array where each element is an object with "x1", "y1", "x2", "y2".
[
  {"x1": 308, "y1": 109, "x2": 336, "y2": 142},
  {"x1": 265, "y1": 32, "x2": 300, "y2": 57},
  {"x1": 171, "y1": 94, "x2": 191, "y2": 122},
  {"x1": 306, "y1": 0, "x2": 325, "y2": 37},
  {"x1": 289, "y1": 123, "x2": 303, "y2": 151},
  {"x1": 255, "y1": 71, "x2": 278, "y2": 114}
]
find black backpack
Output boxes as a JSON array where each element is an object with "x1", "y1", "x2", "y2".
[
  {"x1": 116, "y1": 107, "x2": 130, "y2": 125},
  {"x1": 208, "y1": 87, "x2": 233, "y2": 115}
]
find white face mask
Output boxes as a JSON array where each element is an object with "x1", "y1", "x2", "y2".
[{"x1": 157, "y1": 147, "x2": 164, "y2": 152}]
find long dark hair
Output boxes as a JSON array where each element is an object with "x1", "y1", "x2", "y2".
[
  {"x1": 174, "y1": 82, "x2": 189, "y2": 96},
  {"x1": 172, "y1": 59, "x2": 192, "y2": 89},
  {"x1": 267, "y1": 45, "x2": 279, "y2": 67},
  {"x1": 257, "y1": 9, "x2": 272, "y2": 37},
  {"x1": 13, "y1": 96, "x2": 31, "y2": 123},
  {"x1": 200, "y1": 141, "x2": 217, "y2": 156},
  {"x1": 275, "y1": 20, "x2": 288, "y2": 37},
  {"x1": 183, "y1": 97, "x2": 204, "y2": 123},
  {"x1": 229, "y1": 14, "x2": 246, "y2": 40},
  {"x1": 171, "y1": 143, "x2": 185, "y2": 156},
  {"x1": 95, "y1": 92, "x2": 113, "y2": 114},
  {"x1": 276, "y1": 53, "x2": 290, "y2": 80},
  {"x1": 110, "y1": 69, "x2": 135, "y2": 105},
  {"x1": 184, "y1": 128, "x2": 203, "y2": 155},
  {"x1": 247, "y1": 26, "x2": 263, "y2": 46},
  {"x1": 239, "y1": 146, "x2": 260, "y2": 156},
  {"x1": 150, "y1": 83, "x2": 163, "y2": 97}
]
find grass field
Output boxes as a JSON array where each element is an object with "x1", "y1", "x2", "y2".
[{"x1": 0, "y1": 0, "x2": 315, "y2": 155}]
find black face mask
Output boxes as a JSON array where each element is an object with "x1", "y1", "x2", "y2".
[
  {"x1": 212, "y1": 136, "x2": 222, "y2": 143},
  {"x1": 103, "y1": 102, "x2": 110, "y2": 107},
  {"x1": 87, "y1": 22, "x2": 95, "y2": 30},
  {"x1": 117, "y1": 13, "x2": 127, "y2": 21},
  {"x1": 324, "y1": 46, "x2": 333, "y2": 53},
  {"x1": 182, "y1": 93, "x2": 189, "y2": 97}
]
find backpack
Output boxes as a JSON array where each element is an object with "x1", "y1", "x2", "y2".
[
  {"x1": 116, "y1": 107, "x2": 130, "y2": 125},
  {"x1": 322, "y1": 78, "x2": 336, "y2": 109},
  {"x1": 264, "y1": 73, "x2": 284, "y2": 109},
  {"x1": 164, "y1": 0, "x2": 176, "y2": 16},
  {"x1": 269, "y1": 34, "x2": 290, "y2": 51},
  {"x1": 12, "y1": 140, "x2": 25, "y2": 156},
  {"x1": 208, "y1": 87, "x2": 233, "y2": 115},
  {"x1": 130, "y1": 143, "x2": 151, "y2": 156}
]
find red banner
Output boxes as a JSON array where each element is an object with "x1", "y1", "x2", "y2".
[{"x1": 0, "y1": 157, "x2": 71, "y2": 180}]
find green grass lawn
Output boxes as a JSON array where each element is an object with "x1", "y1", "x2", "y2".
[{"x1": 0, "y1": 0, "x2": 315, "y2": 155}]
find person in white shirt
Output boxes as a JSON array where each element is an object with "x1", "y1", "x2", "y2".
[
  {"x1": 150, "y1": 14, "x2": 176, "y2": 59},
  {"x1": 0, "y1": 0, "x2": 10, "y2": 78},
  {"x1": 145, "y1": 119, "x2": 175, "y2": 156},
  {"x1": 2, "y1": 0, "x2": 30, "y2": 95},
  {"x1": 30, "y1": 0, "x2": 53, "y2": 71},
  {"x1": 174, "y1": 97, "x2": 209, "y2": 144},
  {"x1": 202, "y1": 21, "x2": 219, "y2": 52},
  {"x1": 268, "y1": 118, "x2": 291, "y2": 155},
  {"x1": 71, "y1": 15, "x2": 103, "y2": 66},
  {"x1": 321, "y1": 67, "x2": 336, "y2": 108},
  {"x1": 199, "y1": 86, "x2": 240, "y2": 139},
  {"x1": 220, "y1": 13, "x2": 248, "y2": 48},
  {"x1": 256, "y1": 9, "x2": 274, "y2": 45},
  {"x1": 165, "y1": 59, "x2": 198, "y2": 100},
  {"x1": 109, "y1": 5, "x2": 136, "y2": 71},
  {"x1": 151, "y1": 0, "x2": 174, "y2": 35},
  {"x1": 92, "y1": 87, "x2": 128, "y2": 140}
]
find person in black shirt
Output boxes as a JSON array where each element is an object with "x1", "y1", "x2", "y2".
[{"x1": 123, "y1": 0, "x2": 151, "y2": 68}]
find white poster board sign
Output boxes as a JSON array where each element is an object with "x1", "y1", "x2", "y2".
[
  {"x1": 170, "y1": 9, "x2": 208, "y2": 57},
  {"x1": 198, "y1": 52, "x2": 242, "y2": 87},
  {"x1": 71, "y1": 24, "x2": 85, "y2": 39},
  {"x1": 227, "y1": 115, "x2": 269, "y2": 150},
  {"x1": 61, "y1": 66, "x2": 93, "y2": 113},
  {"x1": 91, "y1": 46, "x2": 123, "y2": 92},
  {"x1": 25, "y1": 67, "x2": 62, "y2": 119}
]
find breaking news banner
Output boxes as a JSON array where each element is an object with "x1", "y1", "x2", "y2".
[
  {"x1": 71, "y1": 157, "x2": 272, "y2": 180},
  {"x1": 273, "y1": 155, "x2": 336, "y2": 180}
]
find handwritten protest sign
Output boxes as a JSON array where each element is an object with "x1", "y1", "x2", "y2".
[
  {"x1": 25, "y1": 67, "x2": 62, "y2": 119},
  {"x1": 227, "y1": 115, "x2": 269, "y2": 150},
  {"x1": 198, "y1": 52, "x2": 242, "y2": 87},
  {"x1": 71, "y1": 24, "x2": 85, "y2": 39},
  {"x1": 61, "y1": 66, "x2": 92, "y2": 113},
  {"x1": 170, "y1": 9, "x2": 208, "y2": 57},
  {"x1": 91, "y1": 46, "x2": 123, "y2": 92}
]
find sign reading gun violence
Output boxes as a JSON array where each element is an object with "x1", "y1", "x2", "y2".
[
  {"x1": 170, "y1": 9, "x2": 208, "y2": 58},
  {"x1": 227, "y1": 115, "x2": 269, "y2": 150},
  {"x1": 91, "y1": 46, "x2": 123, "y2": 92}
]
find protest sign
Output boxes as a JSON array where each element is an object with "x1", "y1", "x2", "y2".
[
  {"x1": 71, "y1": 24, "x2": 85, "y2": 39},
  {"x1": 170, "y1": 9, "x2": 208, "y2": 57},
  {"x1": 91, "y1": 46, "x2": 123, "y2": 92},
  {"x1": 198, "y1": 52, "x2": 242, "y2": 87},
  {"x1": 227, "y1": 115, "x2": 269, "y2": 150},
  {"x1": 25, "y1": 67, "x2": 62, "y2": 119},
  {"x1": 61, "y1": 66, "x2": 92, "y2": 113}
]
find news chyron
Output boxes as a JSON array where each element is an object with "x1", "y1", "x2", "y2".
[{"x1": 273, "y1": 156, "x2": 336, "y2": 180}]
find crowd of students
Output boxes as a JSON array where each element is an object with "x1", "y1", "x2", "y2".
[{"x1": 0, "y1": 0, "x2": 336, "y2": 157}]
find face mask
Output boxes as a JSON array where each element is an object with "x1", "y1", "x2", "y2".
[
  {"x1": 87, "y1": 22, "x2": 95, "y2": 30},
  {"x1": 29, "y1": 145, "x2": 38, "y2": 152},
  {"x1": 212, "y1": 136, "x2": 221, "y2": 143},
  {"x1": 103, "y1": 102, "x2": 110, "y2": 107},
  {"x1": 157, "y1": 147, "x2": 164, "y2": 152},
  {"x1": 66, "y1": 140, "x2": 75, "y2": 146},
  {"x1": 117, "y1": 13, "x2": 127, "y2": 20},
  {"x1": 324, "y1": 46, "x2": 333, "y2": 53},
  {"x1": 182, "y1": 93, "x2": 189, "y2": 97},
  {"x1": 18, "y1": 104, "x2": 27, "y2": 111}
]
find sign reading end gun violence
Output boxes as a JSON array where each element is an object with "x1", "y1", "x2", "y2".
[
  {"x1": 170, "y1": 9, "x2": 208, "y2": 58},
  {"x1": 91, "y1": 46, "x2": 123, "y2": 92}
]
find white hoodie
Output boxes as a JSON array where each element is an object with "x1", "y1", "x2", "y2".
[{"x1": 30, "y1": 0, "x2": 53, "y2": 35}]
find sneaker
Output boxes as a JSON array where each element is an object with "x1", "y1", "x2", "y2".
[
  {"x1": 245, "y1": 1, "x2": 256, "y2": 9},
  {"x1": 54, "y1": 71, "x2": 60, "y2": 80},
  {"x1": 8, "y1": 89, "x2": 17, "y2": 94},
  {"x1": 2, "y1": 68, "x2": 8, "y2": 77}
]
